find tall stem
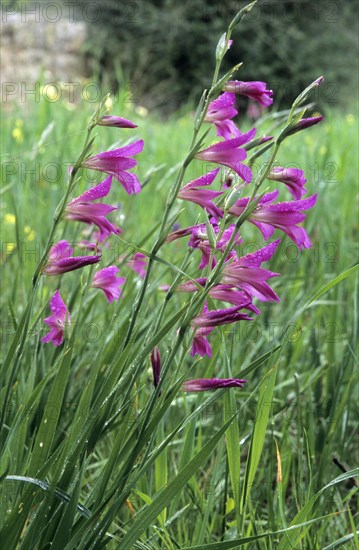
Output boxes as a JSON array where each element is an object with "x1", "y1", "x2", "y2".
[
  {"x1": 0, "y1": 122, "x2": 96, "y2": 437},
  {"x1": 123, "y1": 57, "x2": 225, "y2": 348}
]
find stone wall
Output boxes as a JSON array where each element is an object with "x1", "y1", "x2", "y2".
[{"x1": 1, "y1": 4, "x2": 87, "y2": 98}]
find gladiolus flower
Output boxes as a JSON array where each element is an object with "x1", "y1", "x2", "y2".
[
  {"x1": 188, "y1": 222, "x2": 242, "y2": 269},
  {"x1": 190, "y1": 302, "x2": 252, "y2": 357},
  {"x1": 78, "y1": 240, "x2": 102, "y2": 252},
  {"x1": 192, "y1": 304, "x2": 252, "y2": 328},
  {"x1": 251, "y1": 195, "x2": 317, "y2": 249},
  {"x1": 65, "y1": 176, "x2": 121, "y2": 240},
  {"x1": 287, "y1": 116, "x2": 324, "y2": 136},
  {"x1": 224, "y1": 80, "x2": 273, "y2": 107},
  {"x1": 41, "y1": 290, "x2": 70, "y2": 346},
  {"x1": 204, "y1": 93, "x2": 241, "y2": 139},
  {"x1": 43, "y1": 240, "x2": 101, "y2": 275},
  {"x1": 177, "y1": 278, "x2": 260, "y2": 314},
  {"x1": 97, "y1": 115, "x2": 137, "y2": 128},
  {"x1": 208, "y1": 286, "x2": 260, "y2": 313},
  {"x1": 191, "y1": 326, "x2": 214, "y2": 358},
  {"x1": 150, "y1": 347, "x2": 161, "y2": 388},
  {"x1": 92, "y1": 266, "x2": 125, "y2": 303},
  {"x1": 166, "y1": 223, "x2": 205, "y2": 244},
  {"x1": 229, "y1": 191, "x2": 317, "y2": 249},
  {"x1": 268, "y1": 167, "x2": 307, "y2": 200},
  {"x1": 167, "y1": 220, "x2": 241, "y2": 269},
  {"x1": 222, "y1": 241, "x2": 281, "y2": 302},
  {"x1": 83, "y1": 140, "x2": 144, "y2": 194},
  {"x1": 178, "y1": 168, "x2": 223, "y2": 219},
  {"x1": 182, "y1": 378, "x2": 247, "y2": 392},
  {"x1": 195, "y1": 129, "x2": 256, "y2": 183},
  {"x1": 126, "y1": 252, "x2": 147, "y2": 279}
]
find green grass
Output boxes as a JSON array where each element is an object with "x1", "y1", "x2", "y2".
[{"x1": 0, "y1": 89, "x2": 358, "y2": 549}]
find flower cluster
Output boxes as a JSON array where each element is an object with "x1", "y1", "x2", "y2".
[
  {"x1": 40, "y1": 73, "x2": 323, "y2": 400},
  {"x1": 164, "y1": 78, "x2": 322, "y2": 392},
  {"x1": 41, "y1": 116, "x2": 144, "y2": 346}
]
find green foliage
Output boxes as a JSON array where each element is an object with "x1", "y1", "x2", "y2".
[
  {"x1": 75, "y1": 0, "x2": 358, "y2": 112},
  {"x1": 1, "y1": 5, "x2": 358, "y2": 543},
  {"x1": 1, "y1": 88, "x2": 358, "y2": 546}
]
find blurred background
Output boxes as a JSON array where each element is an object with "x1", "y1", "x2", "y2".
[{"x1": 1, "y1": 0, "x2": 358, "y2": 113}]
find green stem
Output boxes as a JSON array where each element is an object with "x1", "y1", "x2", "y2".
[
  {"x1": 0, "y1": 122, "x2": 96, "y2": 437},
  {"x1": 152, "y1": 249, "x2": 193, "y2": 335},
  {"x1": 123, "y1": 94, "x2": 216, "y2": 349}
]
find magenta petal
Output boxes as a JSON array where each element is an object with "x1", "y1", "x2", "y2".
[
  {"x1": 43, "y1": 254, "x2": 101, "y2": 275},
  {"x1": 192, "y1": 304, "x2": 253, "y2": 327},
  {"x1": 41, "y1": 290, "x2": 70, "y2": 347},
  {"x1": 215, "y1": 120, "x2": 242, "y2": 139},
  {"x1": 190, "y1": 330, "x2": 213, "y2": 358},
  {"x1": 207, "y1": 92, "x2": 236, "y2": 112},
  {"x1": 249, "y1": 195, "x2": 317, "y2": 249},
  {"x1": 201, "y1": 129, "x2": 256, "y2": 153},
  {"x1": 268, "y1": 167, "x2": 307, "y2": 200},
  {"x1": 49, "y1": 289, "x2": 68, "y2": 318},
  {"x1": 181, "y1": 168, "x2": 220, "y2": 190},
  {"x1": 224, "y1": 80, "x2": 273, "y2": 107},
  {"x1": 115, "y1": 139, "x2": 144, "y2": 156},
  {"x1": 92, "y1": 266, "x2": 125, "y2": 303},
  {"x1": 150, "y1": 347, "x2": 161, "y2": 387},
  {"x1": 98, "y1": 115, "x2": 137, "y2": 128},
  {"x1": 182, "y1": 378, "x2": 247, "y2": 392},
  {"x1": 116, "y1": 170, "x2": 142, "y2": 194},
  {"x1": 229, "y1": 190, "x2": 279, "y2": 216},
  {"x1": 239, "y1": 240, "x2": 281, "y2": 267},
  {"x1": 126, "y1": 252, "x2": 148, "y2": 278},
  {"x1": 83, "y1": 140, "x2": 143, "y2": 195},
  {"x1": 69, "y1": 176, "x2": 113, "y2": 204},
  {"x1": 48, "y1": 240, "x2": 73, "y2": 261}
]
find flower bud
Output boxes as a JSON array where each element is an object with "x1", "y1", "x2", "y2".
[{"x1": 150, "y1": 347, "x2": 161, "y2": 388}]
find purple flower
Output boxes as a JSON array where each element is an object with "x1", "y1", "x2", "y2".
[
  {"x1": 224, "y1": 80, "x2": 273, "y2": 107},
  {"x1": 178, "y1": 168, "x2": 223, "y2": 219},
  {"x1": 78, "y1": 240, "x2": 102, "y2": 252},
  {"x1": 43, "y1": 240, "x2": 101, "y2": 275},
  {"x1": 150, "y1": 347, "x2": 161, "y2": 388},
  {"x1": 83, "y1": 140, "x2": 144, "y2": 195},
  {"x1": 92, "y1": 266, "x2": 125, "y2": 303},
  {"x1": 251, "y1": 196, "x2": 317, "y2": 249},
  {"x1": 229, "y1": 191, "x2": 317, "y2": 249},
  {"x1": 268, "y1": 167, "x2": 307, "y2": 200},
  {"x1": 41, "y1": 290, "x2": 70, "y2": 346},
  {"x1": 187, "y1": 222, "x2": 219, "y2": 269},
  {"x1": 177, "y1": 278, "x2": 260, "y2": 314},
  {"x1": 126, "y1": 252, "x2": 147, "y2": 278},
  {"x1": 167, "y1": 220, "x2": 241, "y2": 270},
  {"x1": 166, "y1": 223, "x2": 205, "y2": 244},
  {"x1": 229, "y1": 190, "x2": 279, "y2": 217},
  {"x1": 189, "y1": 299, "x2": 252, "y2": 358},
  {"x1": 204, "y1": 93, "x2": 241, "y2": 139},
  {"x1": 65, "y1": 176, "x2": 121, "y2": 240},
  {"x1": 195, "y1": 129, "x2": 256, "y2": 183},
  {"x1": 290, "y1": 116, "x2": 324, "y2": 134},
  {"x1": 190, "y1": 327, "x2": 213, "y2": 358},
  {"x1": 192, "y1": 304, "x2": 252, "y2": 328},
  {"x1": 222, "y1": 241, "x2": 281, "y2": 302},
  {"x1": 187, "y1": 221, "x2": 241, "y2": 269},
  {"x1": 182, "y1": 378, "x2": 247, "y2": 392},
  {"x1": 209, "y1": 286, "x2": 261, "y2": 313},
  {"x1": 97, "y1": 115, "x2": 137, "y2": 128}
]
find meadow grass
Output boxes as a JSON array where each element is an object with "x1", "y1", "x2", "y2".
[{"x1": 0, "y1": 91, "x2": 358, "y2": 549}]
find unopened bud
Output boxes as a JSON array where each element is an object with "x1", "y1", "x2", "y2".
[
  {"x1": 292, "y1": 76, "x2": 324, "y2": 108},
  {"x1": 150, "y1": 347, "x2": 161, "y2": 388}
]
